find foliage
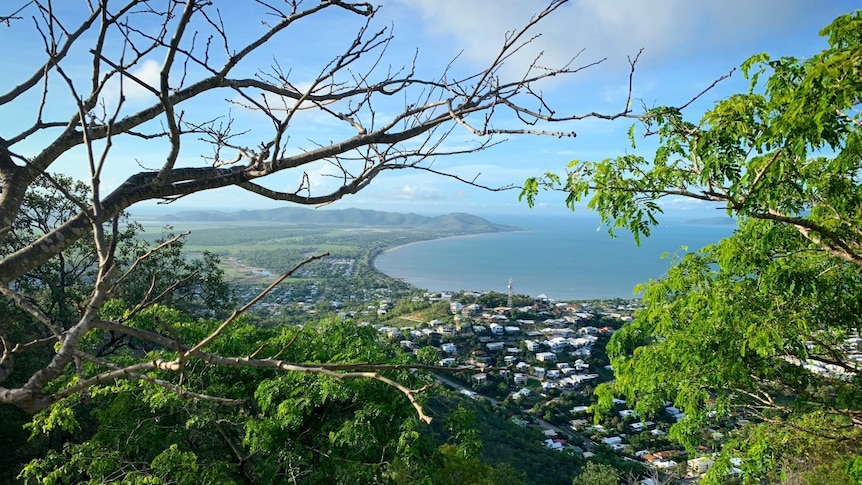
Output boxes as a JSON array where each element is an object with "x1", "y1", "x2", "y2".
[
  {"x1": 1, "y1": 174, "x2": 138, "y2": 326},
  {"x1": 0, "y1": 0, "x2": 653, "y2": 421},
  {"x1": 524, "y1": 9, "x2": 862, "y2": 482},
  {"x1": 571, "y1": 462, "x2": 620, "y2": 485},
  {"x1": 476, "y1": 291, "x2": 534, "y2": 308},
  {"x1": 18, "y1": 318, "x2": 440, "y2": 484}
]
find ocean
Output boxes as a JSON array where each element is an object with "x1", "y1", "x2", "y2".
[{"x1": 373, "y1": 212, "x2": 734, "y2": 300}]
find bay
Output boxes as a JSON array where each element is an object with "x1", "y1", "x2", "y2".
[{"x1": 374, "y1": 213, "x2": 734, "y2": 300}]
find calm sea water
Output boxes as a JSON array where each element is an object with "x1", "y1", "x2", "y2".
[{"x1": 374, "y1": 213, "x2": 734, "y2": 300}]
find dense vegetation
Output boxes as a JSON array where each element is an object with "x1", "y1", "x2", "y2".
[
  {"x1": 4, "y1": 1, "x2": 862, "y2": 483},
  {"x1": 526, "y1": 10, "x2": 862, "y2": 484},
  {"x1": 0, "y1": 173, "x2": 605, "y2": 483}
]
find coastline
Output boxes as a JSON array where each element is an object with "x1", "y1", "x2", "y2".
[
  {"x1": 367, "y1": 216, "x2": 735, "y2": 300},
  {"x1": 370, "y1": 228, "x2": 527, "y2": 275}
]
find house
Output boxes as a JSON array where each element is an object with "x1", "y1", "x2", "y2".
[
  {"x1": 570, "y1": 418, "x2": 589, "y2": 429},
  {"x1": 514, "y1": 373, "x2": 528, "y2": 385},
  {"x1": 532, "y1": 367, "x2": 546, "y2": 379},
  {"x1": 687, "y1": 457, "x2": 715, "y2": 477},
  {"x1": 569, "y1": 337, "x2": 592, "y2": 347},
  {"x1": 486, "y1": 341, "x2": 504, "y2": 351},
  {"x1": 525, "y1": 340, "x2": 541, "y2": 352},
  {"x1": 570, "y1": 347, "x2": 592, "y2": 358},
  {"x1": 548, "y1": 337, "x2": 568, "y2": 352},
  {"x1": 560, "y1": 367, "x2": 578, "y2": 376},
  {"x1": 512, "y1": 388, "x2": 531, "y2": 399},
  {"x1": 437, "y1": 325, "x2": 456, "y2": 335},
  {"x1": 441, "y1": 343, "x2": 457, "y2": 354},
  {"x1": 504, "y1": 326, "x2": 520, "y2": 334},
  {"x1": 665, "y1": 406, "x2": 685, "y2": 421},
  {"x1": 543, "y1": 439, "x2": 564, "y2": 451},
  {"x1": 489, "y1": 323, "x2": 504, "y2": 335},
  {"x1": 472, "y1": 373, "x2": 488, "y2": 384},
  {"x1": 472, "y1": 325, "x2": 487, "y2": 333},
  {"x1": 536, "y1": 352, "x2": 557, "y2": 362},
  {"x1": 602, "y1": 436, "x2": 623, "y2": 446},
  {"x1": 463, "y1": 303, "x2": 481, "y2": 315},
  {"x1": 570, "y1": 405, "x2": 589, "y2": 414},
  {"x1": 450, "y1": 301, "x2": 464, "y2": 314}
]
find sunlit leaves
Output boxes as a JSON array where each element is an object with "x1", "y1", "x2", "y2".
[
  {"x1": 22, "y1": 317, "x2": 433, "y2": 484},
  {"x1": 528, "y1": 14, "x2": 862, "y2": 477}
]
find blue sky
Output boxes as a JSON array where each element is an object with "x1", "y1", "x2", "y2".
[{"x1": 2, "y1": 0, "x2": 856, "y2": 218}]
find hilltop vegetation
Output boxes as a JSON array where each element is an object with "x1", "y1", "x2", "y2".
[
  {"x1": 526, "y1": 10, "x2": 862, "y2": 483},
  {"x1": 4, "y1": 0, "x2": 862, "y2": 483}
]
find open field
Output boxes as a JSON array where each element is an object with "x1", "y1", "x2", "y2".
[{"x1": 137, "y1": 221, "x2": 508, "y2": 285}]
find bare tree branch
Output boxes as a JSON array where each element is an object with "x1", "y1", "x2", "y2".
[{"x1": 0, "y1": 0, "x2": 705, "y2": 422}]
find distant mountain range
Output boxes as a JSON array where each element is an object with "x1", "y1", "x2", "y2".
[{"x1": 160, "y1": 207, "x2": 520, "y2": 233}]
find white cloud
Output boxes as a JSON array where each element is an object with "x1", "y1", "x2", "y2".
[
  {"x1": 386, "y1": 184, "x2": 448, "y2": 201},
  {"x1": 101, "y1": 59, "x2": 161, "y2": 108},
  {"x1": 126, "y1": 59, "x2": 162, "y2": 101},
  {"x1": 391, "y1": 0, "x2": 835, "y2": 79}
]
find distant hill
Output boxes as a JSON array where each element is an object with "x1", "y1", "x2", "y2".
[{"x1": 160, "y1": 207, "x2": 520, "y2": 233}]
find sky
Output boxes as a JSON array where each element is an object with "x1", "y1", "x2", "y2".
[{"x1": 1, "y1": 0, "x2": 856, "y2": 218}]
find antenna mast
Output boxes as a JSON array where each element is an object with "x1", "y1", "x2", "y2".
[{"x1": 507, "y1": 277, "x2": 513, "y2": 308}]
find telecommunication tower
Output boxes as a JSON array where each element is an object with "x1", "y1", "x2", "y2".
[{"x1": 507, "y1": 277, "x2": 513, "y2": 308}]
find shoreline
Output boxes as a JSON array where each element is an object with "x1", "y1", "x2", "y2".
[{"x1": 370, "y1": 228, "x2": 527, "y2": 275}]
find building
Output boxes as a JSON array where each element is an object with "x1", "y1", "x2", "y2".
[{"x1": 536, "y1": 352, "x2": 557, "y2": 362}]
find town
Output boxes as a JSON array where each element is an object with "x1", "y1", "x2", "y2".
[
  {"x1": 366, "y1": 289, "x2": 740, "y2": 483},
  {"x1": 216, "y1": 246, "x2": 861, "y2": 484}
]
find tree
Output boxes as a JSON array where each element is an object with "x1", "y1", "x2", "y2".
[
  {"x1": 572, "y1": 462, "x2": 620, "y2": 485},
  {"x1": 0, "y1": 0, "x2": 650, "y2": 417},
  {"x1": 17, "y1": 317, "x2": 442, "y2": 484},
  {"x1": 3, "y1": 173, "x2": 232, "y2": 319},
  {"x1": 524, "y1": 10, "x2": 862, "y2": 482}
]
